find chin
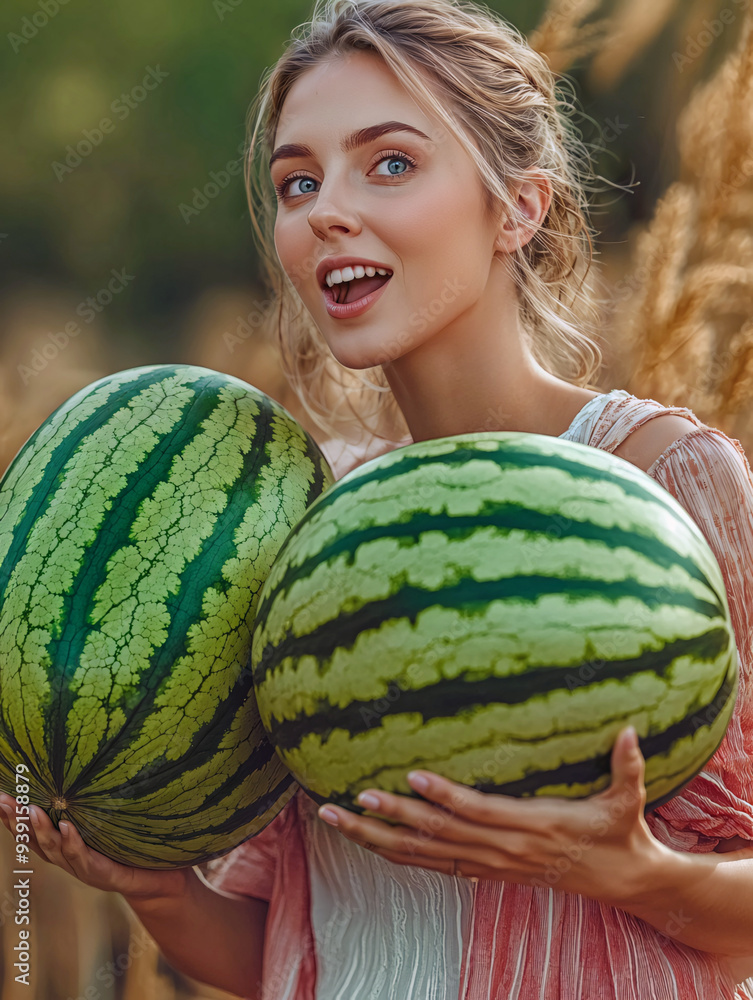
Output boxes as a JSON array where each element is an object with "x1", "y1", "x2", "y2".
[
  {"x1": 321, "y1": 337, "x2": 396, "y2": 372},
  {"x1": 333, "y1": 352, "x2": 388, "y2": 372}
]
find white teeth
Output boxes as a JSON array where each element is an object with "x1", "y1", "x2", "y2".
[{"x1": 324, "y1": 264, "x2": 393, "y2": 286}]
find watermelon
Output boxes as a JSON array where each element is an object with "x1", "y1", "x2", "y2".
[
  {"x1": 0, "y1": 364, "x2": 334, "y2": 868},
  {"x1": 251, "y1": 433, "x2": 739, "y2": 814}
]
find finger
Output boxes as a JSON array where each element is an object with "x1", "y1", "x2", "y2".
[
  {"x1": 55, "y1": 819, "x2": 99, "y2": 879},
  {"x1": 0, "y1": 802, "x2": 13, "y2": 834},
  {"x1": 352, "y1": 788, "x2": 502, "y2": 847},
  {"x1": 356, "y1": 778, "x2": 555, "y2": 845},
  {"x1": 318, "y1": 804, "x2": 504, "y2": 870},
  {"x1": 54, "y1": 818, "x2": 134, "y2": 891},
  {"x1": 27, "y1": 805, "x2": 79, "y2": 876},
  {"x1": 405, "y1": 771, "x2": 557, "y2": 829},
  {"x1": 606, "y1": 727, "x2": 646, "y2": 804},
  {"x1": 0, "y1": 798, "x2": 52, "y2": 864}
]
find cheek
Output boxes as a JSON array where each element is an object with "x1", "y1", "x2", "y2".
[
  {"x1": 274, "y1": 219, "x2": 315, "y2": 293},
  {"x1": 381, "y1": 189, "x2": 488, "y2": 297}
]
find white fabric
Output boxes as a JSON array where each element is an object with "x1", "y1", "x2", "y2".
[{"x1": 307, "y1": 389, "x2": 622, "y2": 1000}]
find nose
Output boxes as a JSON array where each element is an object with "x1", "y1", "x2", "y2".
[{"x1": 307, "y1": 174, "x2": 362, "y2": 240}]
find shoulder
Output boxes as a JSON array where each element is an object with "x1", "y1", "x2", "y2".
[{"x1": 612, "y1": 412, "x2": 700, "y2": 475}]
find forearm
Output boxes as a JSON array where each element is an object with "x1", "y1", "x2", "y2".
[
  {"x1": 620, "y1": 845, "x2": 753, "y2": 958},
  {"x1": 123, "y1": 866, "x2": 268, "y2": 998}
]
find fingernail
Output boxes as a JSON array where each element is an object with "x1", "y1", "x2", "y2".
[
  {"x1": 0, "y1": 803, "x2": 11, "y2": 817},
  {"x1": 357, "y1": 792, "x2": 381, "y2": 810},
  {"x1": 59, "y1": 821, "x2": 68, "y2": 836},
  {"x1": 319, "y1": 807, "x2": 339, "y2": 827},
  {"x1": 408, "y1": 772, "x2": 430, "y2": 793},
  {"x1": 29, "y1": 806, "x2": 38, "y2": 825},
  {"x1": 626, "y1": 726, "x2": 639, "y2": 748}
]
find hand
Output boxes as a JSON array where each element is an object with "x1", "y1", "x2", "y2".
[
  {"x1": 317, "y1": 725, "x2": 673, "y2": 908},
  {"x1": 0, "y1": 793, "x2": 189, "y2": 902}
]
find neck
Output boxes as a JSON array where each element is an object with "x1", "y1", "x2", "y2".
[{"x1": 381, "y1": 288, "x2": 582, "y2": 443}]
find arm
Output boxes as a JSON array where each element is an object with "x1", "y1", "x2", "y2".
[
  {"x1": 124, "y1": 868, "x2": 268, "y2": 999},
  {"x1": 621, "y1": 844, "x2": 753, "y2": 975},
  {"x1": 626, "y1": 422, "x2": 753, "y2": 967},
  {"x1": 0, "y1": 795, "x2": 268, "y2": 1000}
]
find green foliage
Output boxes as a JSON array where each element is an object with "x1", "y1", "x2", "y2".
[{"x1": 0, "y1": 0, "x2": 677, "y2": 356}]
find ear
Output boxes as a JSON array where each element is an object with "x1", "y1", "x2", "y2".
[{"x1": 494, "y1": 169, "x2": 554, "y2": 255}]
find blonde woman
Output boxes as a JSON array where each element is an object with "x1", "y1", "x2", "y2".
[{"x1": 2, "y1": 1, "x2": 753, "y2": 997}]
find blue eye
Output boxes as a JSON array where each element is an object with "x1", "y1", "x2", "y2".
[
  {"x1": 286, "y1": 177, "x2": 317, "y2": 197},
  {"x1": 379, "y1": 157, "x2": 409, "y2": 176},
  {"x1": 274, "y1": 151, "x2": 417, "y2": 200}
]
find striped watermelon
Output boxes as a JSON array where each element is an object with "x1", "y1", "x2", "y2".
[
  {"x1": 251, "y1": 433, "x2": 739, "y2": 814},
  {"x1": 0, "y1": 364, "x2": 334, "y2": 868}
]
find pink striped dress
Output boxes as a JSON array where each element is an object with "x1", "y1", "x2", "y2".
[{"x1": 204, "y1": 389, "x2": 753, "y2": 999}]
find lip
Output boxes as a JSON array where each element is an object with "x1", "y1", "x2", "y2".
[
  {"x1": 315, "y1": 256, "x2": 393, "y2": 289},
  {"x1": 323, "y1": 274, "x2": 392, "y2": 319}
]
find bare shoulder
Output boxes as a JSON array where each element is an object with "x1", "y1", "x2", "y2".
[{"x1": 612, "y1": 414, "x2": 699, "y2": 475}]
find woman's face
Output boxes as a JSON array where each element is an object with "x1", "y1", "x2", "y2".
[{"x1": 270, "y1": 49, "x2": 508, "y2": 372}]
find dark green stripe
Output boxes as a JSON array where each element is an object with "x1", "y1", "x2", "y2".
[
  {"x1": 304, "y1": 436, "x2": 332, "y2": 508},
  {"x1": 255, "y1": 569, "x2": 724, "y2": 686},
  {"x1": 299, "y1": 670, "x2": 736, "y2": 815},
  {"x1": 0, "y1": 367, "x2": 180, "y2": 603},
  {"x1": 57, "y1": 772, "x2": 295, "y2": 866},
  {"x1": 61, "y1": 397, "x2": 318, "y2": 789},
  {"x1": 290, "y1": 437, "x2": 695, "y2": 539},
  {"x1": 265, "y1": 626, "x2": 732, "y2": 749},
  {"x1": 255, "y1": 498, "x2": 720, "y2": 631},
  {"x1": 68, "y1": 734, "x2": 288, "y2": 818},
  {"x1": 473, "y1": 669, "x2": 737, "y2": 813},
  {"x1": 52, "y1": 373, "x2": 234, "y2": 786}
]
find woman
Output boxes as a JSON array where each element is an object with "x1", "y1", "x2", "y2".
[{"x1": 2, "y1": 1, "x2": 753, "y2": 997}]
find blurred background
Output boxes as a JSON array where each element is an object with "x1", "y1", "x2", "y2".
[{"x1": 1, "y1": 0, "x2": 752, "y2": 996}]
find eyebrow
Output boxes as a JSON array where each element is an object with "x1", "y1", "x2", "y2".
[{"x1": 269, "y1": 121, "x2": 432, "y2": 168}]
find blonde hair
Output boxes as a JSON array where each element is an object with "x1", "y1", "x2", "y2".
[{"x1": 244, "y1": 0, "x2": 607, "y2": 445}]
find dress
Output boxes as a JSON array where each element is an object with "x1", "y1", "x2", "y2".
[{"x1": 203, "y1": 389, "x2": 753, "y2": 1000}]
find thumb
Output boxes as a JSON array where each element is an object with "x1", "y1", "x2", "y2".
[{"x1": 610, "y1": 725, "x2": 646, "y2": 797}]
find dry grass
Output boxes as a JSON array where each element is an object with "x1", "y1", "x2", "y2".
[
  {"x1": 528, "y1": 0, "x2": 613, "y2": 74},
  {"x1": 2, "y1": 1, "x2": 753, "y2": 997},
  {"x1": 588, "y1": 0, "x2": 681, "y2": 90},
  {"x1": 606, "y1": 2, "x2": 753, "y2": 450}
]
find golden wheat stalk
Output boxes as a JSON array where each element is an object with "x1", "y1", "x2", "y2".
[
  {"x1": 608, "y1": 2, "x2": 753, "y2": 449},
  {"x1": 529, "y1": 0, "x2": 613, "y2": 73},
  {"x1": 589, "y1": 0, "x2": 682, "y2": 90}
]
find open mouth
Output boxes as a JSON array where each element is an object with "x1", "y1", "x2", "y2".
[{"x1": 330, "y1": 273, "x2": 392, "y2": 304}]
